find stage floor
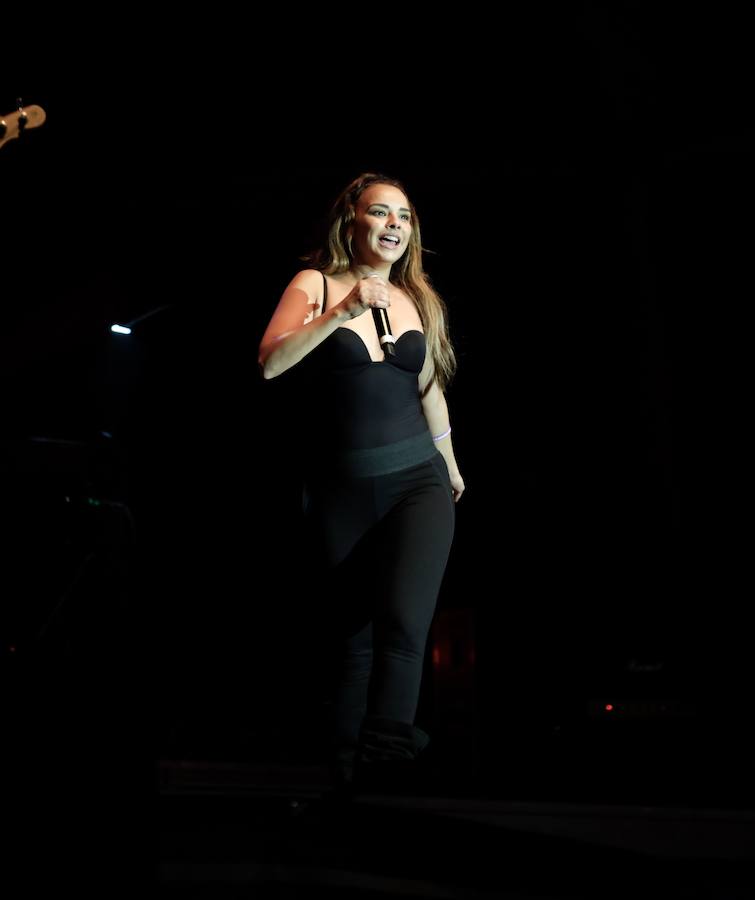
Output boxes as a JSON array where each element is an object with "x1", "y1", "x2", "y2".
[{"x1": 157, "y1": 759, "x2": 755, "y2": 898}]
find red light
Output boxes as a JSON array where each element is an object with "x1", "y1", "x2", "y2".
[
  {"x1": 432, "y1": 647, "x2": 441, "y2": 666},
  {"x1": 605, "y1": 704, "x2": 614, "y2": 712}
]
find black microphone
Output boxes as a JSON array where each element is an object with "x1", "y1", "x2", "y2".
[
  {"x1": 365, "y1": 272, "x2": 396, "y2": 357},
  {"x1": 372, "y1": 306, "x2": 396, "y2": 357}
]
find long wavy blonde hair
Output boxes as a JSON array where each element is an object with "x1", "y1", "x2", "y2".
[{"x1": 304, "y1": 173, "x2": 457, "y2": 397}]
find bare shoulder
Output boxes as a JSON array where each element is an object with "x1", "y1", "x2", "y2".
[
  {"x1": 290, "y1": 268, "x2": 325, "y2": 324},
  {"x1": 289, "y1": 267, "x2": 325, "y2": 296},
  {"x1": 259, "y1": 268, "x2": 325, "y2": 359}
]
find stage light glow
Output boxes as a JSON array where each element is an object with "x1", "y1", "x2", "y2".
[{"x1": 111, "y1": 324, "x2": 132, "y2": 335}]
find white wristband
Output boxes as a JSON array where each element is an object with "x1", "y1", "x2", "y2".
[{"x1": 432, "y1": 427, "x2": 452, "y2": 442}]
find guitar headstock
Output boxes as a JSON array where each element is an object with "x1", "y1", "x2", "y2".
[{"x1": 0, "y1": 104, "x2": 47, "y2": 151}]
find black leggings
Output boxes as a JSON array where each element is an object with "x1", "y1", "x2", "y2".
[{"x1": 302, "y1": 452, "x2": 455, "y2": 753}]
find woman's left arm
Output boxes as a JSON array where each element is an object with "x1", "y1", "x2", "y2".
[{"x1": 420, "y1": 379, "x2": 465, "y2": 502}]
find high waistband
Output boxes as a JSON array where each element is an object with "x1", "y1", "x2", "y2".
[{"x1": 312, "y1": 430, "x2": 440, "y2": 479}]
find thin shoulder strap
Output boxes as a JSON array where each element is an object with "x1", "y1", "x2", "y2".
[{"x1": 321, "y1": 272, "x2": 328, "y2": 313}]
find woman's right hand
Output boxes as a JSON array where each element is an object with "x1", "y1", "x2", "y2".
[{"x1": 337, "y1": 273, "x2": 391, "y2": 320}]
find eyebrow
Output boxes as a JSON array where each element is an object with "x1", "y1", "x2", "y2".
[{"x1": 368, "y1": 203, "x2": 411, "y2": 214}]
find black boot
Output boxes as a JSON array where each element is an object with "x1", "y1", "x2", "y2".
[
  {"x1": 353, "y1": 715, "x2": 431, "y2": 795},
  {"x1": 322, "y1": 742, "x2": 357, "y2": 804},
  {"x1": 287, "y1": 743, "x2": 356, "y2": 820}
]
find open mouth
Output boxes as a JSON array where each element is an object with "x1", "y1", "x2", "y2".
[{"x1": 378, "y1": 235, "x2": 400, "y2": 248}]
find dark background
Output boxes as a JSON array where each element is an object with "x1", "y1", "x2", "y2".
[{"x1": 3, "y1": 7, "x2": 752, "y2": 806}]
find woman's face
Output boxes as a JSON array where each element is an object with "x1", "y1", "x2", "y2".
[{"x1": 350, "y1": 184, "x2": 412, "y2": 267}]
